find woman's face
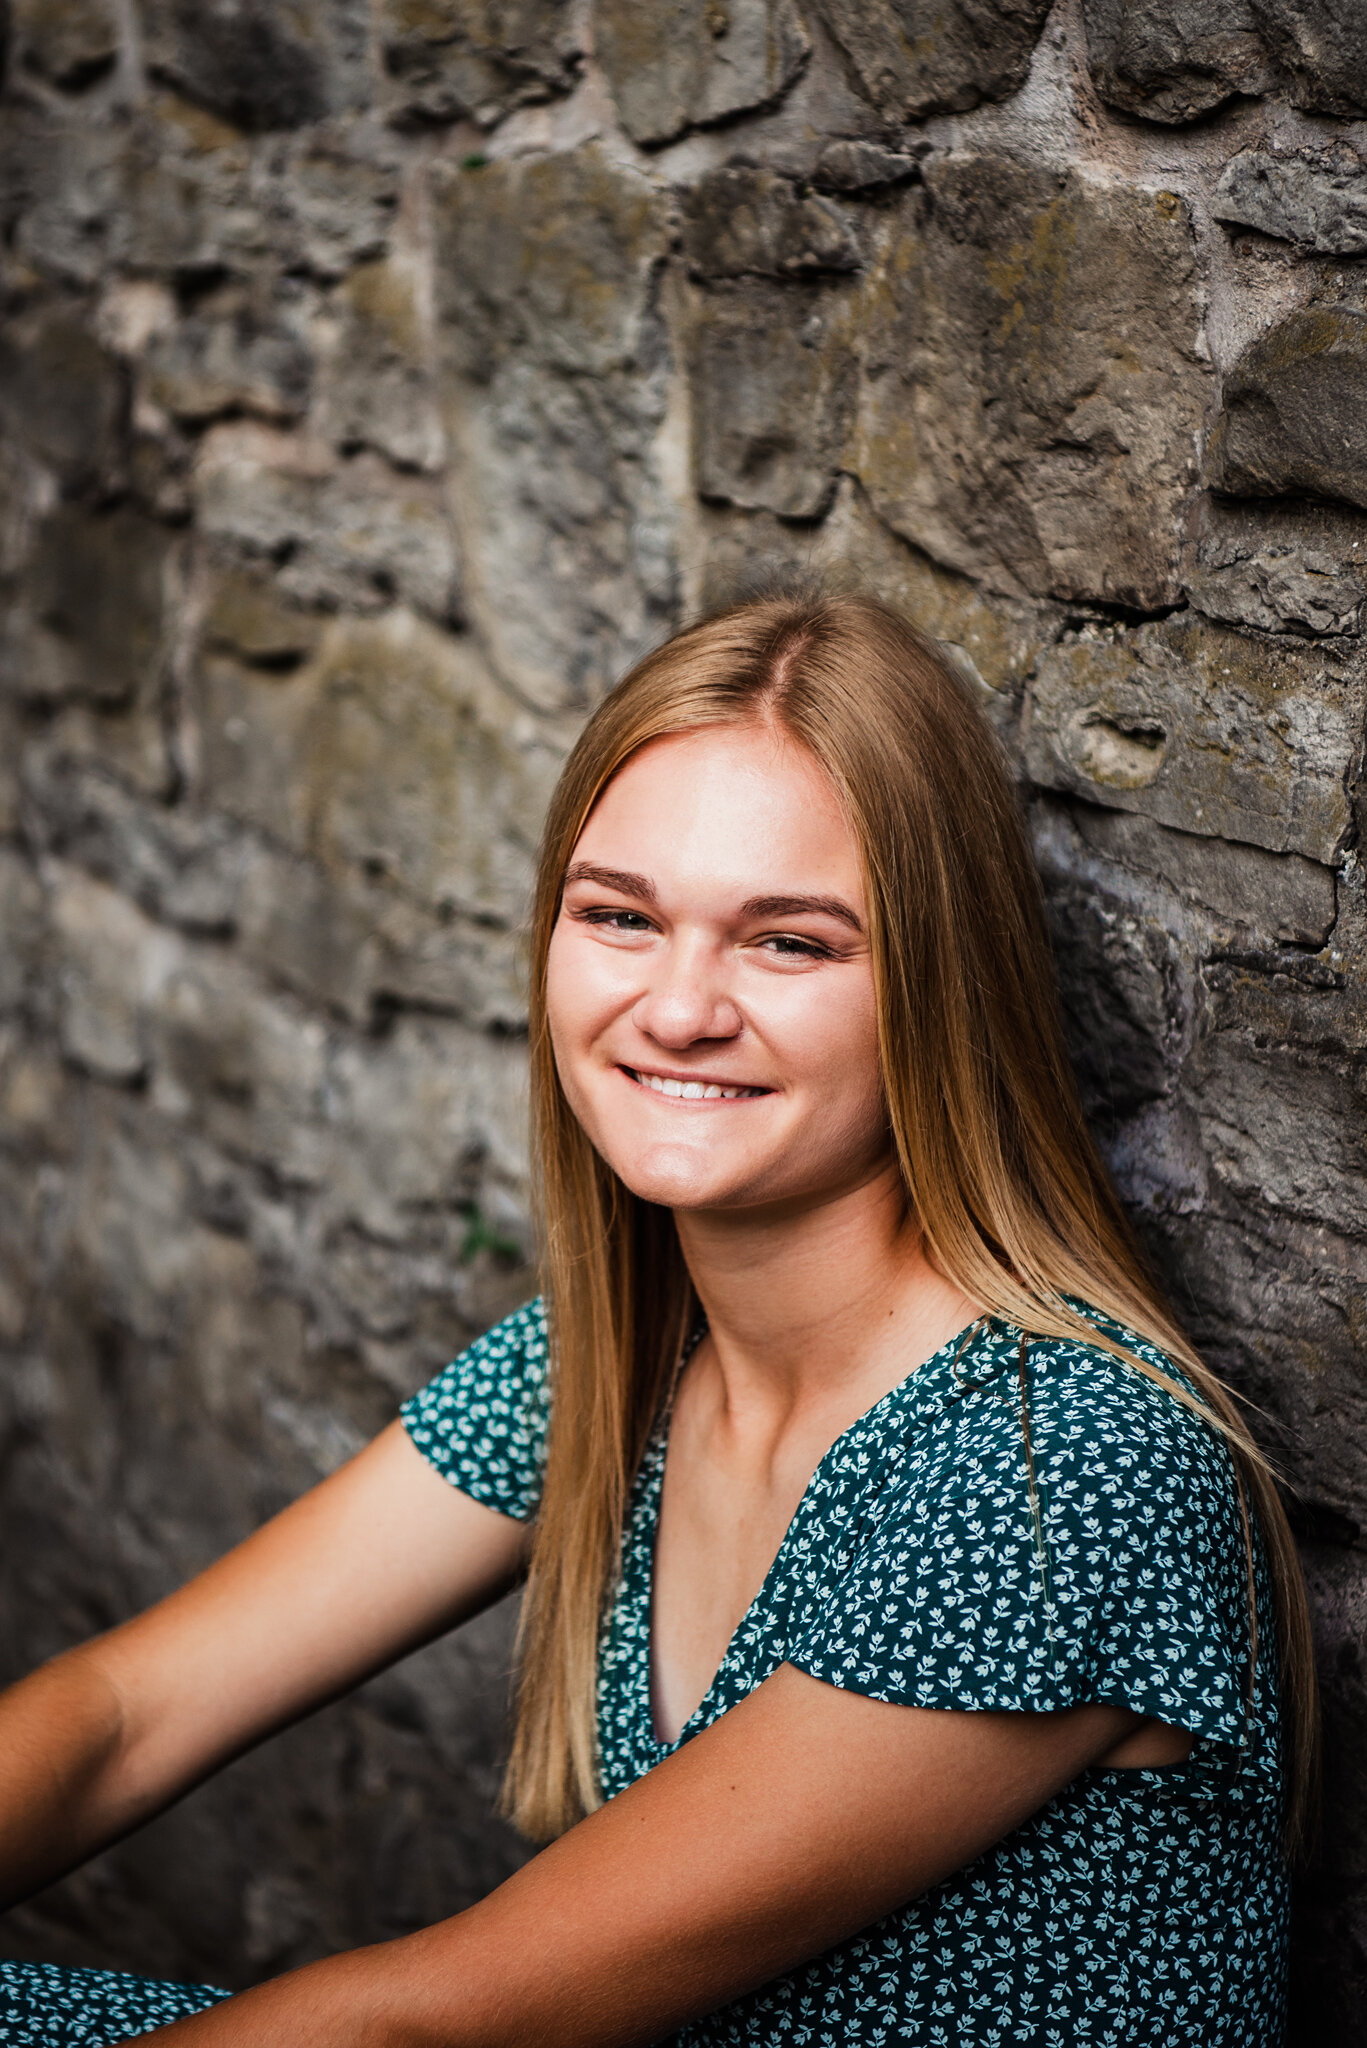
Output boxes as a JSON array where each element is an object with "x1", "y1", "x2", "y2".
[{"x1": 545, "y1": 722, "x2": 890, "y2": 1217}]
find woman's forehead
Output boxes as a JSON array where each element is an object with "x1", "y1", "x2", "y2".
[{"x1": 571, "y1": 726, "x2": 863, "y2": 900}]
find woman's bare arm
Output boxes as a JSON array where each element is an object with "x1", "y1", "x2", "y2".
[
  {"x1": 150, "y1": 1662, "x2": 1142, "y2": 2048},
  {"x1": 0, "y1": 1422, "x2": 528, "y2": 1909}
]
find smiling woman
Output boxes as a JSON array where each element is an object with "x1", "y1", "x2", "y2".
[
  {"x1": 549, "y1": 727, "x2": 885, "y2": 1218},
  {"x1": 0, "y1": 595, "x2": 1314, "y2": 2048}
]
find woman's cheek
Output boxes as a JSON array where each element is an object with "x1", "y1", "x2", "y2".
[
  {"x1": 803, "y1": 994, "x2": 886, "y2": 1162},
  {"x1": 780, "y1": 975, "x2": 879, "y2": 1092}
]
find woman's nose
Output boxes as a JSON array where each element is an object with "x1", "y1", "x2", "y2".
[{"x1": 630, "y1": 946, "x2": 741, "y2": 1047}]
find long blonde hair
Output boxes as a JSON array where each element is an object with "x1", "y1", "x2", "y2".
[{"x1": 504, "y1": 592, "x2": 1317, "y2": 1848}]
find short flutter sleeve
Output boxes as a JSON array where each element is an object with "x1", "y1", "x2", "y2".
[
  {"x1": 787, "y1": 1323, "x2": 1257, "y2": 1750},
  {"x1": 401, "y1": 1298, "x2": 550, "y2": 1521}
]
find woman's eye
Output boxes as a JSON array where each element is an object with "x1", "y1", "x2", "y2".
[
  {"x1": 761, "y1": 933, "x2": 828, "y2": 960},
  {"x1": 583, "y1": 908, "x2": 654, "y2": 933}
]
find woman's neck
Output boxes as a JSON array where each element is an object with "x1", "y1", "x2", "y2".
[{"x1": 673, "y1": 1161, "x2": 978, "y2": 1430}]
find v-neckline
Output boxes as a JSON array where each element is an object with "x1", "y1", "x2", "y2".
[{"x1": 640, "y1": 1313, "x2": 991, "y2": 1753}]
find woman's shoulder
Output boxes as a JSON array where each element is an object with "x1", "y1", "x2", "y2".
[
  {"x1": 798, "y1": 1300, "x2": 1257, "y2": 1738},
  {"x1": 921, "y1": 1302, "x2": 1239, "y2": 1512},
  {"x1": 1024, "y1": 1303, "x2": 1230, "y2": 1460},
  {"x1": 412, "y1": 1295, "x2": 550, "y2": 1408},
  {"x1": 400, "y1": 1297, "x2": 550, "y2": 1521}
]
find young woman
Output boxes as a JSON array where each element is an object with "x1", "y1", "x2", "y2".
[{"x1": 0, "y1": 595, "x2": 1313, "y2": 2046}]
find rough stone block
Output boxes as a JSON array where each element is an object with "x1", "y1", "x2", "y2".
[
  {"x1": 202, "y1": 570, "x2": 325, "y2": 668},
  {"x1": 692, "y1": 281, "x2": 856, "y2": 519},
  {"x1": 9, "y1": 0, "x2": 120, "y2": 90},
  {"x1": 1188, "y1": 1006, "x2": 1367, "y2": 1245},
  {"x1": 0, "y1": 847, "x2": 46, "y2": 1015},
  {"x1": 117, "y1": 106, "x2": 400, "y2": 283},
  {"x1": 195, "y1": 434, "x2": 459, "y2": 619},
  {"x1": 378, "y1": 0, "x2": 580, "y2": 127},
  {"x1": 142, "y1": 290, "x2": 313, "y2": 425},
  {"x1": 1054, "y1": 861, "x2": 1367, "y2": 1544},
  {"x1": 0, "y1": 436, "x2": 55, "y2": 587},
  {"x1": 1080, "y1": 0, "x2": 1270, "y2": 122},
  {"x1": 233, "y1": 843, "x2": 381, "y2": 1023},
  {"x1": 324, "y1": 1014, "x2": 528, "y2": 1236},
  {"x1": 0, "y1": 702, "x2": 22, "y2": 842},
  {"x1": 1074, "y1": 4, "x2": 1367, "y2": 130},
  {"x1": 59, "y1": 1103, "x2": 238, "y2": 1356},
  {"x1": 271, "y1": 130, "x2": 404, "y2": 281},
  {"x1": 818, "y1": 0, "x2": 1051, "y2": 119},
  {"x1": 855, "y1": 160, "x2": 1211, "y2": 607},
  {"x1": 1213, "y1": 145, "x2": 1367, "y2": 256},
  {"x1": 143, "y1": 945, "x2": 331, "y2": 1180},
  {"x1": 1138, "y1": 1168, "x2": 1367, "y2": 1509},
  {"x1": 297, "y1": 610, "x2": 559, "y2": 925},
  {"x1": 597, "y1": 0, "x2": 808, "y2": 147},
  {"x1": 432, "y1": 148, "x2": 678, "y2": 707},
  {"x1": 32, "y1": 698, "x2": 175, "y2": 802},
  {"x1": 1194, "y1": 847, "x2": 1367, "y2": 1078},
  {"x1": 115, "y1": 97, "x2": 262, "y2": 277},
  {"x1": 432, "y1": 146, "x2": 670, "y2": 381},
  {"x1": 446, "y1": 357, "x2": 682, "y2": 709},
  {"x1": 366, "y1": 898, "x2": 527, "y2": 1030},
  {"x1": 6, "y1": 95, "x2": 391, "y2": 295},
  {"x1": 21, "y1": 752, "x2": 251, "y2": 938},
  {"x1": 47, "y1": 863, "x2": 183, "y2": 1084},
  {"x1": 1185, "y1": 497, "x2": 1367, "y2": 640},
  {"x1": 319, "y1": 256, "x2": 445, "y2": 473},
  {"x1": 139, "y1": 0, "x2": 374, "y2": 133},
  {"x1": 0, "y1": 505, "x2": 175, "y2": 712},
  {"x1": 0, "y1": 304, "x2": 126, "y2": 489},
  {"x1": 2, "y1": 110, "x2": 131, "y2": 287},
  {"x1": 1023, "y1": 615, "x2": 1359, "y2": 864},
  {"x1": 1252, "y1": 0, "x2": 1367, "y2": 118},
  {"x1": 1205, "y1": 308, "x2": 1367, "y2": 515},
  {"x1": 191, "y1": 650, "x2": 321, "y2": 851},
  {"x1": 812, "y1": 140, "x2": 921, "y2": 194},
  {"x1": 227, "y1": 802, "x2": 529, "y2": 1035},
  {"x1": 1038, "y1": 865, "x2": 1186, "y2": 1131},
  {"x1": 1067, "y1": 806, "x2": 1338, "y2": 948},
  {"x1": 0, "y1": 1042, "x2": 73, "y2": 1170},
  {"x1": 0, "y1": 1145, "x2": 46, "y2": 1346},
  {"x1": 193, "y1": 607, "x2": 557, "y2": 934},
  {"x1": 682, "y1": 168, "x2": 861, "y2": 279}
]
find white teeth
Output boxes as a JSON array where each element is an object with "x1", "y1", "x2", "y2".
[{"x1": 632, "y1": 1070, "x2": 756, "y2": 1100}]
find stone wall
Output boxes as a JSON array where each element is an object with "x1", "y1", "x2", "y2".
[{"x1": 0, "y1": 0, "x2": 1363, "y2": 2031}]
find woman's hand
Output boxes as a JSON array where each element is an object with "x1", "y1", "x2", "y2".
[
  {"x1": 0, "y1": 1423, "x2": 528, "y2": 1911},
  {"x1": 148, "y1": 1663, "x2": 1142, "y2": 2048}
]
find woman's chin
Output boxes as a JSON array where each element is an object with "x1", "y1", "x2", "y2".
[{"x1": 605, "y1": 1144, "x2": 771, "y2": 1214}]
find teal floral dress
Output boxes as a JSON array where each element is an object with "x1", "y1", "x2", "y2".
[
  {"x1": 0, "y1": 1300, "x2": 1287, "y2": 2045},
  {"x1": 401, "y1": 1299, "x2": 1289, "y2": 2046}
]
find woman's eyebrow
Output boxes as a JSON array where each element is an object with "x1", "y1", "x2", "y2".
[
  {"x1": 743, "y1": 893, "x2": 864, "y2": 932},
  {"x1": 563, "y1": 868, "x2": 862, "y2": 932},
  {"x1": 563, "y1": 862, "x2": 658, "y2": 903}
]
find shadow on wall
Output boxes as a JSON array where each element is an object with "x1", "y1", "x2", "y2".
[{"x1": 0, "y1": 0, "x2": 1364, "y2": 2031}]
